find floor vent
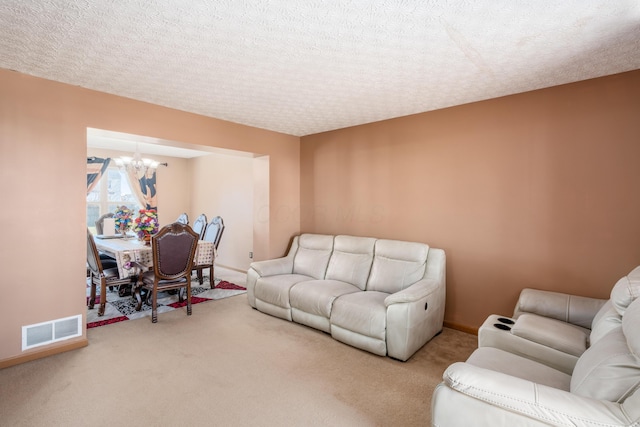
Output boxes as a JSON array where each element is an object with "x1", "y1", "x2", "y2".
[{"x1": 22, "y1": 315, "x2": 82, "y2": 351}]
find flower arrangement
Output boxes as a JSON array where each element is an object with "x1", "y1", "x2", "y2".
[
  {"x1": 114, "y1": 205, "x2": 133, "y2": 233},
  {"x1": 133, "y1": 209, "x2": 159, "y2": 239}
]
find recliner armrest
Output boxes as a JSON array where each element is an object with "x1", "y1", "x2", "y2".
[
  {"x1": 514, "y1": 288, "x2": 607, "y2": 329},
  {"x1": 384, "y1": 277, "x2": 441, "y2": 306},
  {"x1": 250, "y1": 257, "x2": 294, "y2": 277},
  {"x1": 440, "y1": 362, "x2": 632, "y2": 426}
]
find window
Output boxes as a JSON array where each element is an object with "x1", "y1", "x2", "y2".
[{"x1": 87, "y1": 167, "x2": 142, "y2": 231}]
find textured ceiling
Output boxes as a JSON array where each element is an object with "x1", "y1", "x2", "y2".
[{"x1": 1, "y1": 1, "x2": 639, "y2": 137}]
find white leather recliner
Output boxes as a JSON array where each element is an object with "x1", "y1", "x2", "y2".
[
  {"x1": 431, "y1": 267, "x2": 640, "y2": 427},
  {"x1": 432, "y1": 296, "x2": 640, "y2": 426},
  {"x1": 477, "y1": 265, "x2": 640, "y2": 374}
]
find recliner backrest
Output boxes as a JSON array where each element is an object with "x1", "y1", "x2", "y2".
[
  {"x1": 366, "y1": 239, "x2": 429, "y2": 294},
  {"x1": 292, "y1": 234, "x2": 334, "y2": 280},
  {"x1": 325, "y1": 235, "x2": 376, "y2": 290},
  {"x1": 590, "y1": 265, "x2": 640, "y2": 345},
  {"x1": 571, "y1": 297, "x2": 640, "y2": 403}
]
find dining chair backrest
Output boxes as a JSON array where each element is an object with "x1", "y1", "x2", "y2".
[
  {"x1": 151, "y1": 223, "x2": 198, "y2": 280},
  {"x1": 192, "y1": 214, "x2": 207, "y2": 240},
  {"x1": 176, "y1": 213, "x2": 189, "y2": 225},
  {"x1": 86, "y1": 229, "x2": 104, "y2": 276},
  {"x1": 203, "y1": 216, "x2": 225, "y2": 249},
  {"x1": 95, "y1": 212, "x2": 114, "y2": 235}
]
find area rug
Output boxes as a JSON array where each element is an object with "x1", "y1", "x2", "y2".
[{"x1": 87, "y1": 276, "x2": 246, "y2": 328}]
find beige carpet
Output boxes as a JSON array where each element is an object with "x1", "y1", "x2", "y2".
[{"x1": 0, "y1": 293, "x2": 476, "y2": 426}]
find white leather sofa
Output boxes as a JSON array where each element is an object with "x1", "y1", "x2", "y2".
[
  {"x1": 246, "y1": 234, "x2": 446, "y2": 361},
  {"x1": 432, "y1": 266, "x2": 640, "y2": 427}
]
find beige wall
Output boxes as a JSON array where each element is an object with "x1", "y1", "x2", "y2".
[
  {"x1": 190, "y1": 153, "x2": 256, "y2": 270},
  {"x1": 300, "y1": 70, "x2": 640, "y2": 330},
  {"x1": 0, "y1": 69, "x2": 299, "y2": 364}
]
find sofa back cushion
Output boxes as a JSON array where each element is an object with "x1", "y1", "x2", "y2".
[
  {"x1": 292, "y1": 234, "x2": 334, "y2": 280},
  {"x1": 366, "y1": 239, "x2": 429, "y2": 294},
  {"x1": 325, "y1": 235, "x2": 376, "y2": 290},
  {"x1": 571, "y1": 298, "x2": 640, "y2": 403},
  {"x1": 610, "y1": 265, "x2": 640, "y2": 316}
]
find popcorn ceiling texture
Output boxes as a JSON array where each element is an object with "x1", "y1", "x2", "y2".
[{"x1": 0, "y1": 1, "x2": 638, "y2": 136}]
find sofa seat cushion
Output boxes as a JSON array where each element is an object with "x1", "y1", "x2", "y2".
[
  {"x1": 255, "y1": 274, "x2": 314, "y2": 309},
  {"x1": 330, "y1": 291, "x2": 388, "y2": 340},
  {"x1": 511, "y1": 313, "x2": 589, "y2": 357},
  {"x1": 467, "y1": 347, "x2": 571, "y2": 391},
  {"x1": 290, "y1": 280, "x2": 360, "y2": 319}
]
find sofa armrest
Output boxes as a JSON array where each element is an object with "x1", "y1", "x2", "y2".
[
  {"x1": 437, "y1": 362, "x2": 631, "y2": 426},
  {"x1": 514, "y1": 288, "x2": 607, "y2": 330},
  {"x1": 384, "y1": 277, "x2": 440, "y2": 306},
  {"x1": 250, "y1": 257, "x2": 294, "y2": 277}
]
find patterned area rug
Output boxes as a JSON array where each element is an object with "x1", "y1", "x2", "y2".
[{"x1": 87, "y1": 276, "x2": 246, "y2": 328}]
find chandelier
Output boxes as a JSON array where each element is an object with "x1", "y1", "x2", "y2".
[{"x1": 113, "y1": 144, "x2": 167, "y2": 171}]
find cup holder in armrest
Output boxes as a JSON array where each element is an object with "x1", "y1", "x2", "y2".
[
  {"x1": 493, "y1": 323, "x2": 511, "y2": 331},
  {"x1": 497, "y1": 317, "x2": 515, "y2": 325}
]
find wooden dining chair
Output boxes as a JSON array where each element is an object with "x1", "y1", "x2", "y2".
[
  {"x1": 86, "y1": 229, "x2": 133, "y2": 316},
  {"x1": 191, "y1": 213, "x2": 207, "y2": 240},
  {"x1": 192, "y1": 216, "x2": 225, "y2": 288},
  {"x1": 140, "y1": 222, "x2": 199, "y2": 323}
]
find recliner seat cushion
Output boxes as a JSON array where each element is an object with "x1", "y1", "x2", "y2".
[
  {"x1": 290, "y1": 279, "x2": 360, "y2": 319},
  {"x1": 466, "y1": 347, "x2": 571, "y2": 391},
  {"x1": 366, "y1": 240, "x2": 428, "y2": 294},
  {"x1": 255, "y1": 274, "x2": 314, "y2": 309},
  {"x1": 330, "y1": 291, "x2": 388, "y2": 340},
  {"x1": 511, "y1": 313, "x2": 588, "y2": 357}
]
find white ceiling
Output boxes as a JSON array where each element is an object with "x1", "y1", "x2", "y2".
[{"x1": 1, "y1": 1, "x2": 639, "y2": 137}]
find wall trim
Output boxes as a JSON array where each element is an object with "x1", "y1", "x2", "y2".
[
  {"x1": 0, "y1": 337, "x2": 88, "y2": 369},
  {"x1": 444, "y1": 320, "x2": 478, "y2": 336}
]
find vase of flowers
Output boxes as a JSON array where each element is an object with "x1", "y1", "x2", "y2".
[
  {"x1": 114, "y1": 205, "x2": 133, "y2": 236},
  {"x1": 133, "y1": 209, "x2": 159, "y2": 245}
]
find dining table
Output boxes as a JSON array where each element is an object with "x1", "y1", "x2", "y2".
[{"x1": 94, "y1": 234, "x2": 215, "y2": 310}]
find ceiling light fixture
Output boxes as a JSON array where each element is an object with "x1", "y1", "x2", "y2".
[{"x1": 113, "y1": 144, "x2": 167, "y2": 171}]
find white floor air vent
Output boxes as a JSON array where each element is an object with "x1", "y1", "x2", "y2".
[{"x1": 22, "y1": 315, "x2": 82, "y2": 351}]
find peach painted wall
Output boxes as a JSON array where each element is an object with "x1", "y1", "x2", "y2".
[
  {"x1": 300, "y1": 70, "x2": 640, "y2": 331},
  {"x1": 0, "y1": 69, "x2": 299, "y2": 364}
]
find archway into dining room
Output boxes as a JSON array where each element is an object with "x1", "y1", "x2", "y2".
[{"x1": 85, "y1": 128, "x2": 270, "y2": 325}]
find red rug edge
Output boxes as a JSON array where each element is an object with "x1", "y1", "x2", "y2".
[{"x1": 87, "y1": 316, "x2": 129, "y2": 329}]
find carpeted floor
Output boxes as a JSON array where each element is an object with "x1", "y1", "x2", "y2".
[
  {"x1": 86, "y1": 275, "x2": 246, "y2": 328},
  {"x1": 1, "y1": 268, "x2": 477, "y2": 426}
]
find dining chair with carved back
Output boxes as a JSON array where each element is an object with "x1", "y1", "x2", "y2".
[
  {"x1": 86, "y1": 229, "x2": 134, "y2": 316},
  {"x1": 140, "y1": 222, "x2": 199, "y2": 323},
  {"x1": 192, "y1": 216, "x2": 225, "y2": 288}
]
